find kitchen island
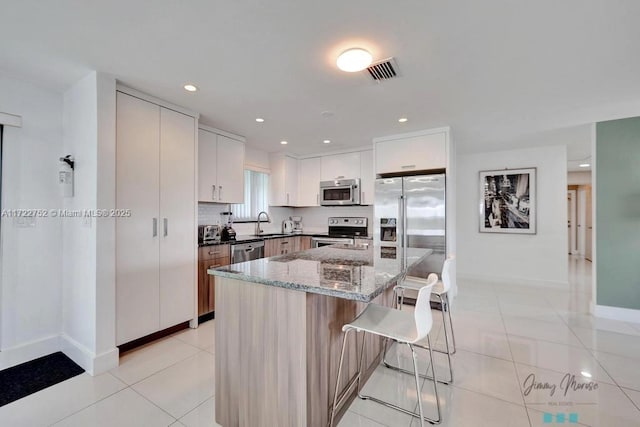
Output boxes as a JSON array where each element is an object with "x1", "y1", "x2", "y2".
[{"x1": 209, "y1": 244, "x2": 433, "y2": 427}]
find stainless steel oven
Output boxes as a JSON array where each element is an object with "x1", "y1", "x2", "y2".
[
  {"x1": 312, "y1": 236, "x2": 354, "y2": 248},
  {"x1": 312, "y1": 217, "x2": 368, "y2": 248},
  {"x1": 320, "y1": 179, "x2": 361, "y2": 206}
]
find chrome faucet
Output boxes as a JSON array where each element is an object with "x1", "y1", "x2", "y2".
[{"x1": 255, "y1": 211, "x2": 271, "y2": 235}]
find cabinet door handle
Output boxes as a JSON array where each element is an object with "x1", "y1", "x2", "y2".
[
  {"x1": 401, "y1": 164, "x2": 416, "y2": 169},
  {"x1": 163, "y1": 218, "x2": 168, "y2": 237},
  {"x1": 152, "y1": 218, "x2": 158, "y2": 237},
  {"x1": 212, "y1": 185, "x2": 216, "y2": 201},
  {"x1": 208, "y1": 251, "x2": 220, "y2": 256},
  {"x1": 281, "y1": 241, "x2": 288, "y2": 245},
  {"x1": 219, "y1": 186, "x2": 223, "y2": 200}
]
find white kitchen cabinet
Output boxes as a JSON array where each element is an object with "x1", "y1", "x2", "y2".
[
  {"x1": 320, "y1": 152, "x2": 361, "y2": 181},
  {"x1": 116, "y1": 91, "x2": 196, "y2": 345},
  {"x1": 375, "y1": 130, "x2": 447, "y2": 175},
  {"x1": 269, "y1": 153, "x2": 298, "y2": 206},
  {"x1": 297, "y1": 157, "x2": 321, "y2": 206},
  {"x1": 198, "y1": 129, "x2": 244, "y2": 203},
  {"x1": 359, "y1": 150, "x2": 374, "y2": 205}
]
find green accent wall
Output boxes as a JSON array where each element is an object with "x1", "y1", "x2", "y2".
[{"x1": 596, "y1": 117, "x2": 640, "y2": 310}]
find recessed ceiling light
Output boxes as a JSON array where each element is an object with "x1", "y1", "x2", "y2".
[
  {"x1": 183, "y1": 84, "x2": 197, "y2": 92},
  {"x1": 255, "y1": 118, "x2": 264, "y2": 123},
  {"x1": 581, "y1": 371, "x2": 592, "y2": 378},
  {"x1": 579, "y1": 163, "x2": 590, "y2": 168},
  {"x1": 337, "y1": 48, "x2": 373, "y2": 72},
  {"x1": 398, "y1": 117, "x2": 408, "y2": 123},
  {"x1": 280, "y1": 141, "x2": 288, "y2": 145},
  {"x1": 323, "y1": 140, "x2": 331, "y2": 144}
]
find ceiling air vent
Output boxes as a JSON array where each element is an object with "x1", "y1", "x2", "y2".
[{"x1": 365, "y1": 58, "x2": 399, "y2": 82}]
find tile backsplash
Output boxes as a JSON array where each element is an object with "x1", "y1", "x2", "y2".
[{"x1": 198, "y1": 203, "x2": 373, "y2": 236}]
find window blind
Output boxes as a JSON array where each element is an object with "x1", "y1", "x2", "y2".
[{"x1": 231, "y1": 170, "x2": 269, "y2": 221}]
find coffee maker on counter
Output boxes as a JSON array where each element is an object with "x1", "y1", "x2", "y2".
[
  {"x1": 220, "y1": 211, "x2": 236, "y2": 241},
  {"x1": 291, "y1": 216, "x2": 303, "y2": 234}
]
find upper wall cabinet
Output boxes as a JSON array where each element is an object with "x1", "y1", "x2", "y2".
[
  {"x1": 270, "y1": 153, "x2": 298, "y2": 206},
  {"x1": 320, "y1": 152, "x2": 361, "y2": 181},
  {"x1": 298, "y1": 157, "x2": 321, "y2": 207},
  {"x1": 198, "y1": 128, "x2": 245, "y2": 203},
  {"x1": 374, "y1": 129, "x2": 447, "y2": 175}
]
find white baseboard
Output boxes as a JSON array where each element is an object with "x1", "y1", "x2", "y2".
[
  {"x1": 0, "y1": 335, "x2": 61, "y2": 370},
  {"x1": 60, "y1": 334, "x2": 119, "y2": 376},
  {"x1": 594, "y1": 305, "x2": 640, "y2": 323},
  {"x1": 458, "y1": 273, "x2": 569, "y2": 289}
]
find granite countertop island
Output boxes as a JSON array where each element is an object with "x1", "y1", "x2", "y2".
[
  {"x1": 210, "y1": 244, "x2": 434, "y2": 427},
  {"x1": 209, "y1": 244, "x2": 432, "y2": 302}
]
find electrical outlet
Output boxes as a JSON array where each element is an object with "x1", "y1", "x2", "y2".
[{"x1": 14, "y1": 216, "x2": 36, "y2": 228}]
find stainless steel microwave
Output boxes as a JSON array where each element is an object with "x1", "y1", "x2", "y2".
[{"x1": 319, "y1": 179, "x2": 361, "y2": 206}]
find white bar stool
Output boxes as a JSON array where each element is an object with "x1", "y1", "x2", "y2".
[
  {"x1": 385, "y1": 257, "x2": 456, "y2": 384},
  {"x1": 329, "y1": 273, "x2": 442, "y2": 427}
]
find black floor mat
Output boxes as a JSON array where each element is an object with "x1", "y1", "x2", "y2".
[{"x1": 0, "y1": 351, "x2": 84, "y2": 407}]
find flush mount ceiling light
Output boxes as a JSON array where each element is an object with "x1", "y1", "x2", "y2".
[
  {"x1": 337, "y1": 48, "x2": 373, "y2": 72},
  {"x1": 255, "y1": 118, "x2": 265, "y2": 122},
  {"x1": 579, "y1": 163, "x2": 590, "y2": 168},
  {"x1": 183, "y1": 84, "x2": 197, "y2": 92},
  {"x1": 398, "y1": 117, "x2": 408, "y2": 123},
  {"x1": 280, "y1": 140, "x2": 288, "y2": 145},
  {"x1": 323, "y1": 140, "x2": 331, "y2": 144}
]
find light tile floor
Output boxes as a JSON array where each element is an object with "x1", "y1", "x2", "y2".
[{"x1": 2, "y1": 256, "x2": 640, "y2": 426}]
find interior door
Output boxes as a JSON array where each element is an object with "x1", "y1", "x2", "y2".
[
  {"x1": 116, "y1": 92, "x2": 161, "y2": 345},
  {"x1": 159, "y1": 107, "x2": 196, "y2": 329},
  {"x1": 585, "y1": 187, "x2": 593, "y2": 261}
]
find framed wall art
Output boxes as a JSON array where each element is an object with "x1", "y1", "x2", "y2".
[{"x1": 479, "y1": 168, "x2": 536, "y2": 234}]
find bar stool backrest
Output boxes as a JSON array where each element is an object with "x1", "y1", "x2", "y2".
[
  {"x1": 441, "y1": 256, "x2": 455, "y2": 293},
  {"x1": 413, "y1": 273, "x2": 439, "y2": 342}
]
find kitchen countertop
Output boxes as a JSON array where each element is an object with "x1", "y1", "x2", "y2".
[
  {"x1": 208, "y1": 245, "x2": 433, "y2": 302},
  {"x1": 198, "y1": 232, "x2": 372, "y2": 247}
]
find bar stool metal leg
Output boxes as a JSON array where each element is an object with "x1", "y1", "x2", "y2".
[
  {"x1": 358, "y1": 339, "x2": 442, "y2": 424},
  {"x1": 445, "y1": 293, "x2": 456, "y2": 354}
]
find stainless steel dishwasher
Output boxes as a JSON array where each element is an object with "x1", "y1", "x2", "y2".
[{"x1": 231, "y1": 240, "x2": 265, "y2": 263}]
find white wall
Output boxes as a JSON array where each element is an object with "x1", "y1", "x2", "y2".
[
  {"x1": 0, "y1": 75, "x2": 64, "y2": 368},
  {"x1": 456, "y1": 145, "x2": 569, "y2": 287},
  {"x1": 568, "y1": 171, "x2": 591, "y2": 186},
  {"x1": 61, "y1": 71, "x2": 117, "y2": 374}
]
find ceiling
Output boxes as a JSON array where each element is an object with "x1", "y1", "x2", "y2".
[{"x1": 2, "y1": 1, "x2": 640, "y2": 156}]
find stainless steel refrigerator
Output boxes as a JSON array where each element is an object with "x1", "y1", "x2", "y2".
[{"x1": 374, "y1": 173, "x2": 446, "y2": 279}]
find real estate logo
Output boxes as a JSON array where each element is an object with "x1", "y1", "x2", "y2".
[{"x1": 522, "y1": 371, "x2": 598, "y2": 425}]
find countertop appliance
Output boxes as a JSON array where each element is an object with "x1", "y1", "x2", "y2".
[
  {"x1": 291, "y1": 216, "x2": 303, "y2": 234},
  {"x1": 374, "y1": 173, "x2": 446, "y2": 278},
  {"x1": 312, "y1": 216, "x2": 368, "y2": 248},
  {"x1": 282, "y1": 219, "x2": 294, "y2": 234},
  {"x1": 198, "y1": 225, "x2": 221, "y2": 244},
  {"x1": 231, "y1": 240, "x2": 265, "y2": 264},
  {"x1": 221, "y1": 225, "x2": 236, "y2": 241},
  {"x1": 320, "y1": 178, "x2": 361, "y2": 206}
]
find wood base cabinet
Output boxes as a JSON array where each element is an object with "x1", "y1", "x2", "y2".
[
  {"x1": 116, "y1": 91, "x2": 196, "y2": 346},
  {"x1": 198, "y1": 245, "x2": 230, "y2": 315}
]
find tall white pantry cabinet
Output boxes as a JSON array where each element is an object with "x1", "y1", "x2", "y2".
[{"x1": 116, "y1": 91, "x2": 197, "y2": 345}]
